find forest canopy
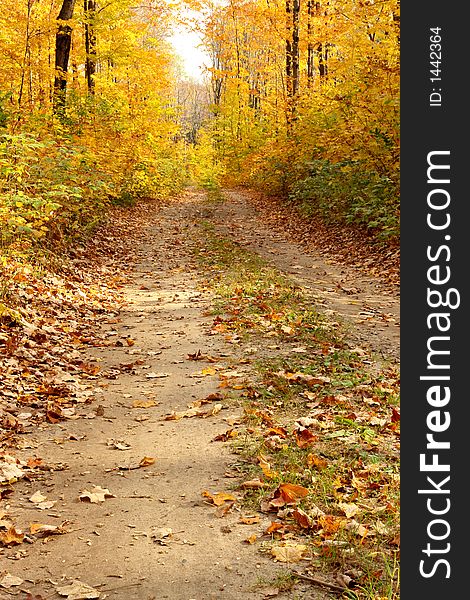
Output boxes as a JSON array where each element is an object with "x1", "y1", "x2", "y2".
[{"x1": 0, "y1": 0, "x2": 399, "y2": 252}]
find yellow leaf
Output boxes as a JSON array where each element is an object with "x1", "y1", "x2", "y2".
[{"x1": 271, "y1": 543, "x2": 307, "y2": 563}]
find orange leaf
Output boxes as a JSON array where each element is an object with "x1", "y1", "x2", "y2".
[
  {"x1": 307, "y1": 453, "x2": 328, "y2": 470},
  {"x1": 202, "y1": 491, "x2": 236, "y2": 506},
  {"x1": 257, "y1": 455, "x2": 277, "y2": 479},
  {"x1": 239, "y1": 515, "x2": 260, "y2": 525},
  {"x1": 278, "y1": 483, "x2": 309, "y2": 504},
  {"x1": 294, "y1": 428, "x2": 318, "y2": 448},
  {"x1": 0, "y1": 526, "x2": 24, "y2": 546}
]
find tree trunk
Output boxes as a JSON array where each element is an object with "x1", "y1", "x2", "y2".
[
  {"x1": 292, "y1": 0, "x2": 300, "y2": 98},
  {"x1": 53, "y1": 0, "x2": 76, "y2": 114},
  {"x1": 307, "y1": 0, "x2": 314, "y2": 84},
  {"x1": 84, "y1": 0, "x2": 97, "y2": 95}
]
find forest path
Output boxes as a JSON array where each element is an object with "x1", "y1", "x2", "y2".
[
  {"x1": 1, "y1": 187, "x2": 399, "y2": 600},
  {"x1": 2, "y1": 189, "x2": 333, "y2": 600},
  {"x1": 205, "y1": 189, "x2": 399, "y2": 365}
]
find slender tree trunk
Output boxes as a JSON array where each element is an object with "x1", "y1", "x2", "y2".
[
  {"x1": 84, "y1": 0, "x2": 97, "y2": 95},
  {"x1": 285, "y1": 0, "x2": 293, "y2": 104},
  {"x1": 307, "y1": 0, "x2": 314, "y2": 84},
  {"x1": 292, "y1": 0, "x2": 300, "y2": 98},
  {"x1": 18, "y1": 0, "x2": 34, "y2": 111},
  {"x1": 53, "y1": 0, "x2": 76, "y2": 114},
  {"x1": 286, "y1": 0, "x2": 300, "y2": 126}
]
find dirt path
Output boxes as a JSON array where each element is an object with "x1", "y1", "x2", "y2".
[
  {"x1": 205, "y1": 189, "x2": 399, "y2": 365},
  {"x1": 1, "y1": 188, "x2": 399, "y2": 599}
]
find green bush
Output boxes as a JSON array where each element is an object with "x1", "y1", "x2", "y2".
[{"x1": 288, "y1": 159, "x2": 399, "y2": 241}]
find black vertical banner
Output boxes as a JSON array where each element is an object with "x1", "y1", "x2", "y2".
[{"x1": 401, "y1": 2, "x2": 467, "y2": 598}]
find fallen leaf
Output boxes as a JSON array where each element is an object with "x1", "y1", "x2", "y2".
[
  {"x1": 346, "y1": 519, "x2": 370, "y2": 538},
  {"x1": 306, "y1": 453, "x2": 328, "y2": 469},
  {"x1": 318, "y1": 514, "x2": 348, "y2": 538},
  {"x1": 201, "y1": 367, "x2": 217, "y2": 376},
  {"x1": 106, "y1": 439, "x2": 131, "y2": 450},
  {"x1": 151, "y1": 527, "x2": 173, "y2": 545},
  {"x1": 56, "y1": 580, "x2": 100, "y2": 599},
  {"x1": 212, "y1": 429, "x2": 238, "y2": 442},
  {"x1": 29, "y1": 491, "x2": 48, "y2": 504},
  {"x1": 239, "y1": 515, "x2": 260, "y2": 525},
  {"x1": 215, "y1": 501, "x2": 235, "y2": 517},
  {"x1": 294, "y1": 428, "x2": 318, "y2": 448},
  {"x1": 244, "y1": 534, "x2": 258, "y2": 544},
  {"x1": 202, "y1": 491, "x2": 236, "y2": 506},
  {"x1": 132, "y1": 400, "x2": 157, "y2": 408},
  {"x1": 0, "y1": 572, "x2": 24, "y2": 588},
  {"x1": 0, "y1": 526, "x2": 24, "y2": 546},
  {"x1": 271, "y1": 543, "x2": 307, "y2": 563},
  {"x1": 79, "y1": 486, "x2": 115, "y2": 503},
  {"x1": 139, "y1": 456, "x2": 156, "y2": 467},
  {"x1": 30, "y1": 522, "x2": 68, "y2": 536},
  {"x1": 240, "y1": 479, "x2": 267, "y2": 489},
  {"x1": 338, "y1": 502, "x2": 360, "y2": 518},
  {"x1": 292, "y1": 508, "x2": 312, "y2": 529},
  {"x1": 258, "y1": 455, "x2": 277, "y2": 479},
  {"x1": 277, "y1": 483, "x2": 309, "y2": 504}
]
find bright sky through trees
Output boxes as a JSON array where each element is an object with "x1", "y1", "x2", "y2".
[{"x1": 170, "y1": 26, "x2": 209, "y2": 81}]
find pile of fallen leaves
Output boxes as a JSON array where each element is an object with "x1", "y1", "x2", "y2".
[{"x1": 0, "y1": 199, "x2": 165, "y2": 447}]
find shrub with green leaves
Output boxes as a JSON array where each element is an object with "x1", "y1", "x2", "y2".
[{"x1": 288, "y1": 159, "x2": 399, "y2": 241}]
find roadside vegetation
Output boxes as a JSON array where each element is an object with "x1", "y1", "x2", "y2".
[{"x1": 193, "y1": 224, "x2": 400, "y2": 599}]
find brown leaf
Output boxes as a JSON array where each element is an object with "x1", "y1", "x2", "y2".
[
  {"x1": 318, "y1": 514, "x2": 348, "y2": 538},
  {"x1": 0, "y1": 572, "x2": 24, "y2": 588},
  {"x1": 212, "y1": 429, "x2": 238, "y2": 442},
  {"x1": 294, "y1": 428, "x2": 318, "y2": 448},
  {"x1": 56, "y1": 580, "x2": 100, "y2": 599},
  {"x1": 306, "y1": 453, "x2": 328, "y2": 469},
  {"x1": 132, "y1": 399, "x2": 157, "y2": 408},
  {"x1": 0, "y1": 526, "x2": 24, "y2": 546},
  {"x1": 215, "y1": 501, "x2": 235, "y2": 517},
  {"x1": 244, "y1": 534, "x2": 258, "y2": 544},
  {"x1": 264, "y1": 427, "x2": 288, "y2": 439},
  {"x1": 202, "y1": 491, "x2": 236, "y2": 506},
  {"x1": 139, "y1": 456, "x2": 156, "y2": 467},
  {"x1": 271, "y1": 543, "x2": 307, "y2": 562},
  {"x1": 292, "y1": 508, "x2": 312, "y2": 529},
  {"x1": 240, "y1": 479, "x2": 267, "y2": 489},
  {"x1": 239, "y1": 515, "x2": 260, "y2": 525},
  {"x1": 30, "y1": 522, "x2": 68, "y2": 536},
  {"x1": 277, "y1": 483, "x2": 309, "y2": 504},
  {"x1": 79, "y1": 486, "x2": 115, "y2": 503}
]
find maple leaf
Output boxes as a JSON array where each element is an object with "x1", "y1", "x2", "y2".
[
  {"x1": 201, "y1": 490, "x2": 236, "y2": 506},
  {"x1": 79, "y1": 486, "x2": 115, "y2": 503},
  {"x1": 277, "y1": 483, "x2": 309, "y2": 504},
  {"x1": 0, "y1": 526, "x2": 24, "y2": 546},
  {"x1": 271, "y1": 543, "x2": 307, "y2": 563}
]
